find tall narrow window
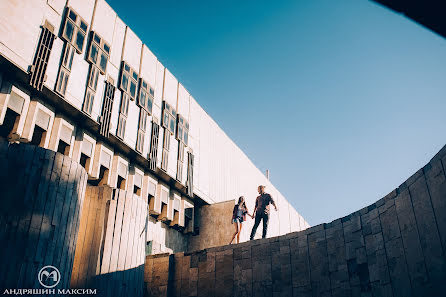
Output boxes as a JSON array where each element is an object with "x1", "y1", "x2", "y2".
[
  {"x1": 136, "y1": 109, "x2": 148, "y2": 153},
  {"x1": 99, "y1": 78, "x2": 115, "y2": 137},
  {"x1": 119, "y1": 61, "x2": 138, "y2": 101},
  {"x1": 186, "y1": 151, "x2": 194, "y2": 197},
  {"x1": 61, "y1": 7, "x2": 88, "y2": 53},
  {"x1": 82, "y1": 65, "x2": 99, "y2": 115},
  {"x1": 148, "y1": 120, "x2": 160, "y2": 171},
  {"x1": 30, "y1": 21, "x2": 56, "y2": 91},
  {"x1": 137, "y1": 78, "x2": 154, "y2": 114},
  {"x1": 175, "y1": 115, "x2": 188, "y2": 182},
  {"x1": 177, "y1": 142, "x2": 185, "y2": 181},
  {"x1": 83, "y1": 32, "x2": 109, "y2": 116},
  {"x1": 161, "y1": 101, "x2": 176, "y2": 135},
  {"x1": 161, "y1": 130, "x2": 170, "y2": 171},
  {"x1": 176, "y1": 115, "x2": 189, "y2": 145},
  {"x1": 55, "y1": 43, "x2": 75, "y2": 96},
  {"x1": 116, "y1": 61, "x2": 137, "y2": 139},
  {"x1": 86, "y1": 32, "x2": 110, "y2": 74}
]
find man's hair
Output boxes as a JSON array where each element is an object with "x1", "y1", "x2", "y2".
[{"x1": 258, "y1": 185, "x2": 266, "y2": 189}]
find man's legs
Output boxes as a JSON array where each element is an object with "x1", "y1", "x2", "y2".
[
  {"x1": 262, "y1": 213, "x2": 269, "y2": 238},
  {"x1": 250, "y1": 213, "x2": 262, "y2": 240}
]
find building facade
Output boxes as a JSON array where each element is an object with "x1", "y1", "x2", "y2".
[{"x1": 0, "y1": 0, "x2": 309, "y2": 255}]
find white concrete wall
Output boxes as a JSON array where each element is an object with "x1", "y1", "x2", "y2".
[{"x1": 0, "y1": 0, "x2": 309, "y2": 247}]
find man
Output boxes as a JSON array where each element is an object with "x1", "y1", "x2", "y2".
[{"x1": 250, "y1": 185, "x2": 278, "y2": 240}]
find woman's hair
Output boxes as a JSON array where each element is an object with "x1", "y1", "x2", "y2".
[{"x1": 238, "y1": 196, "x2": 247, "y2": 209}]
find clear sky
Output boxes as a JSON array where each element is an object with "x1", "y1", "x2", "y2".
[{"x1": 106, "y1": 0, "x2": 446, "y2": 226}]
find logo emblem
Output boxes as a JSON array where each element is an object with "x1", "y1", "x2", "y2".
[{"x1": 38, "y1": 265, "x2": 61, "y2": 288}]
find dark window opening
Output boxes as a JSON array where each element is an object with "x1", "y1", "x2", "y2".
[
  {"x1": 160, "y1": 202, "x2": 169, "y2": 223},
  {"x1": 88, "y1": 165, "x2": 109, "y2": 186},
  {"x1": 133, "y1": 185, "x2": 141, "y2": 196},
  {"x1": 98, "y1": 165, "x2": 109, "y2": 185},
  {"x1": 0, "y1": 109, "x2": 19, "y2": 139},
  {"x1": 145, "y1": 241, "x2": 152, "y2": 256},
  {"x1": 30, "y1": 126, "x2": 46, "y2": 147},
  {"x1": 117, "y1": 175, "x2": 126, "y2": 190},
  {"x1": 57, "y1": 140, "x2": 70, "y2": 156},
  {"x1": 79, "y1": 153, "x2": 90, "y2": 169}
]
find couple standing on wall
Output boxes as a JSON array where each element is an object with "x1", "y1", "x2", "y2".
[{"x1": 229, "y1": 185, "x2": 278, "y2": 244}]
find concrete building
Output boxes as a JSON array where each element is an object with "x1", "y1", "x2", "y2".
[{"x1": 0, "y1": 0, "x2": 308, "y2": 256}]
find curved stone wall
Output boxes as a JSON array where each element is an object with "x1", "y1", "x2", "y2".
[
  {"x1": 145, "y1": 144, "x2": 446, "y2": 297},
  {"x1": 0, "y1": 139, "x2": 88, "y2": 291}
]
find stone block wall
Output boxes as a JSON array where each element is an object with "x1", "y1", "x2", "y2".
[
  {"x1": 145, "y1": 144, "x2": 446, "y2": 297},
  {"x1": 189, "y1": 200, "x2": 235, "y2": 251},
  {"x1": 0, "y1": 139, "x2": 88, "y2": 291}
]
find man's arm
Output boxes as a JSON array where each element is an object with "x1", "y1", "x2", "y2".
[
  {"x1": 270, "y1": 195, "x2": 278, "y2": 211},
  {"x1": 253, "y1": 197, "x2": 258, "y2": 216}
]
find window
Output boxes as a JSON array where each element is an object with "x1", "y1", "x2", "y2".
[
  {"x1": 99, "y1": 79, "x2": 115, "y2": 137},
  {"x1": 186, "y1": 152, "x2": 194, "y2": 197},
  {"x1": 83, "y1": 88, "x2": 95, "y2": 115},
  {"x1": 55, "y1": 44, "x2": 76, "y2": 96},
  {"x1": 161, "y1": 130, "x2": 170, "y2": 171},
  {"x1": 55, "y1": 67, "x2": 70, "y2": 95},
  {"x1": 61, "y1": 43, "x2": 75, "y2": 71},
  {"x1": 82, "y1": 65, "x2": 99, "y2": 116},
  {"x1": 116, "y1": 113, "x2": 126, "y2": 139},
  {"x1": 148, "y1": 120, "x2": 160, "y2": 171},
  {"x1": 176, "y1": 142, "x2": 185, "y2": 182},
  {"x1": 30, "y1": 21, "x2": 56, "y2": 91},
  {"x1": 119, "y1": 61, "x2": 138, "y2": 100},
  {"x1": 136, "y1": 109, "x2": 148, "y2": 153},
  {"x1": 176, "y1": 115, "x2": 189, "y2": 146},
  {"x1": 137, "y1": 79, "x2": 154, "y2": 114},
  {"x1": 88, "y1": 65, "x2": 99, "y2": 92},
  {"x1": 62, "y1": 7, "x2": 88, "y2": 53},
  {"x1": 162, "y1": 101, "x2": 176, "y2": 135},
  {"x1": 87, "y1": 32, "x2": 110, "y2": 74}
]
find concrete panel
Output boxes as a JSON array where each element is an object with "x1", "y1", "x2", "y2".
[
  {"x1": 140, "y1": 45, "x2": 157, "y2": 87},
  {"x1": 90, "y1": 0, "x2": 116, "y2": 46},
  {"x1": 44, "y1": 38, "x2": 64, "y2": 91},
  {"x1": 109, "y1": 17, "x2": 125, "y2": 68},
  {"x1": 0, "y1": 0, "x2": 45, "y2": 70},
  {"x1": 124, "y1": 99, "x2": 139, "y2": 149},
  {"x1": 122, "y1": 27, "x2": 142, "y2": 72},
  {"x1": 65, "y1": 56, "x2": 90, "y2": 112},
  {"x1": 162, "y1": 69, "x2": 177, "y2": 108},
  {"x1": 67, "y1": 0, "x2": 95, "y2": 24},
  {"x1": 153, "y1": 61, "x2": 164, "y2": 113},
  {"x1": 47, "y1": 0, "x2": 66, "y2": 15},
  {"x1": 177, "y1": 84, "x2": 190, "y2": 120}
]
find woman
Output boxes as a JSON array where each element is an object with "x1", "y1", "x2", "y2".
[{"x1": 229, "y1": 196, "x2": 252, "y2": 244}]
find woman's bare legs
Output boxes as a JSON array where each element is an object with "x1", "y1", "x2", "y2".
[
  {"x1": 229, "y1": 222, "x2": 239, "y2": 244},
  {"x1": 236, "y1": 223, "x2": 243, "y2": 243}
]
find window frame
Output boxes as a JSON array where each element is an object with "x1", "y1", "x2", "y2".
[
  {"x1": 119, "y1": 61, "x2": 138, "y2": 101},
  {"x1": 61, "y1": 7, "x2": 88, "y2": 53},
  {"x1": 176, "y1": 114, "x2": 189, "y2": 146},
  {"x1": 137, "y1": 78, "x2": 154, "y2": 114},
  {"x1": 86, "y1": 32, "x2": 110, "y2": 74},
  {"x1": 162, "y1": 101, "x2": 177, "y2": 135}
]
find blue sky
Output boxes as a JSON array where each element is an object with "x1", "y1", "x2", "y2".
[{"x1": 107, "y1": 0, "x2": 446, "y2": 226}]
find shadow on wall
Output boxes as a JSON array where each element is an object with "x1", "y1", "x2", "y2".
[
  {"x1": 0, "y1": 139, "x2": 88, "y2": 292},
  {"x1": 145, "y1": 144, "x2": 446, "y2": 297},
  {"x1": 90, "y1": 264, "x2": 145, "y2": 297}
]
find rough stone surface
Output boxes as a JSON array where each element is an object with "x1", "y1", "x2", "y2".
[{"x1": 145, "y1": 144, "x2": 446, "y2": 297}]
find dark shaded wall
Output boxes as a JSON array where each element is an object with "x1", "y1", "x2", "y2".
[
  {"x1": 0, "y1": 139, "x2": 88, "y2": 291},
  {"x1": 145, "y1": 144, "x2": 446, "y2": 297}
]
